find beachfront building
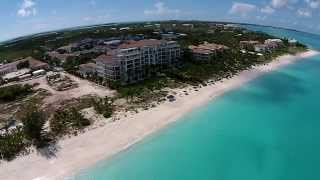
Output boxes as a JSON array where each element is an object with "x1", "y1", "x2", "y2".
[
  {"x1": 240, "y1": 41, "x2": 260, "y2": 51},
  {"x1": 94, "y1": 39, "x2": 181, "y2": 84},
  {"x1": 95, "y1": 54, "x2": 121, "y2": 81},
  {"x1": 264, "y1": 39, "x2": 284, "y2": 49},
  {"x1": 189, "y1": 42, "x2": 229, "y2": 62}
]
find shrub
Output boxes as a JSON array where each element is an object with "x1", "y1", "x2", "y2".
[
  {"x1": 92, "y1": 97, "x2": 114, "y2": 118},
  {"x1": 0, "y1": 128, "x2": 29, "y2": 161},
  {"x1": 21, "y1": 104, "x2": 47, "y2": 148},
  {"x1": 0, "y1": 84, "x2": 33, "y2": 102},
  {"x1": 50, "y1": 108, "x2": 90, "y2": 137}
]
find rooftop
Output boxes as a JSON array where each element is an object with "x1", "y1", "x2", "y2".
[
  {"x1": 79, "y1": 63, "x2": 98, "y2": 69},
  {"x1": 23, "y1": 57, "x2": 48, "y2": 68},
  {"x1": 3, "y1": 69, "x2": 30, "y2": 80},
  {"x1": 189, "y1": 42, "x2": 229, "y2": 52},
  {"x1": 118, "y1": 39, "x2": 166, "y2": 49},
  {"x1": 94, "y1": 54, "x2": 119, "y2": 65},
  {"x1": 240, "y1": 40, "x2": 260, "y2": 44}
]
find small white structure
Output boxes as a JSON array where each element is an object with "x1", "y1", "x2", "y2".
[
  {"x1": 3, "y1": 69, "x2": 30, "y2": 81},
  {"x1": 19, "y1": 74, "x2": 32, "y2": 80},
  {"x1": 32, "y1": 69, "x2": 46, "y2": 76},
  {"x1": 240, "y1": 50, "x2": 247, "y2": 54},
  {"x1": 120, "y1": 27, "x2": 130, "y2": 31},
  {"x1": 289, "y1": 39, "x2": 298, "y2": 46}
]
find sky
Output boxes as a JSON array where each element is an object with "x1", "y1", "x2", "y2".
[{"x1": 0, "y1": 0, "x2": 320, "y2": 42}]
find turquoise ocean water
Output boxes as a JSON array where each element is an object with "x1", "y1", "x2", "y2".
[{"x1": 71, "y1": 26, "x2": 320, "y2": 180}]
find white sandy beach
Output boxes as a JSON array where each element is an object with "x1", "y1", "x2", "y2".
[{"x1": 0, "y1": 50, "x2": 319, "y2": 180}]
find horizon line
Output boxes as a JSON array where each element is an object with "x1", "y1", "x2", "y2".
[{"x1": 1, "y1": 19, "x2": 320, "y2": 44}]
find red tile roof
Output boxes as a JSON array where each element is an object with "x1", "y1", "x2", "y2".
[
  {"x1": 24, "y1": 57, "x2": 48, "y2": 68},
  {"x1": 189, "y1": 42, "x2": 229, "y2": 54},
  {"x1": 94, "y1": 54, "x2": 119, "y2": 65},
  {"x1": 79, "y1": 63, "x2": 97, "y2": 69}
]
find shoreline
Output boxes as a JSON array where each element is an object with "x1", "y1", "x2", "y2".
[{"x1": 1, "y1": 50, "x2": 319, "y2": 180}]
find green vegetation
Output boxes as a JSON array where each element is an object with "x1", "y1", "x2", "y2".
[
  {"x1": 0, "y1": 128, "x2": 29, "y2": 161},
  {"x1": 170, "y1": 50, "x2": 269, "y2": 83},
  {"x1": 21, "y1": 104, "x2": 49, "y2": 148},
  {"x1": 115, "y1": 77, "x2": 179, "y2": 104},
  {"x1": 92, "y1": 97, "x2": 114, "y2": 118},
  {"x1": 0, "y1": 84, "x2": 33, "y2": 102},
  {"x1": 50, "y1": 107, "x2": 90, "y2": 137},
  {"x1": 0, "y1": 98, "x2": 93, "y2": 161},
  {"x1": 0, "y1": 103, "x2": 48, "y2": 161}
]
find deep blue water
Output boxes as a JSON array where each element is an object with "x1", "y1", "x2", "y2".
[
  {"x1": 71, "y1": 26, "x2": 320, "y2": 180},
  {"x1": 243, "y1": 24, "x2": 320, "y2": 50}
]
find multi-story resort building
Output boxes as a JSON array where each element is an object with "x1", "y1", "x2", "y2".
[
  {"x1": 87, "y1": 39, "x2": 181, "y2": 84},
  {"x1": 189, "y1": 42, "x2": 229, "y2": 62}
]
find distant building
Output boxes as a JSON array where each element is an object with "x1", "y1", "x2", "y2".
[
  {"x1": 189, "y1": 42, "x2": 229, "y2": 61},
  {"x1": 182, "y1": 24, "x2": 194, "y2": 29},
  {"x1": 289, "y1": 39, "x2": 298, "y2": 46},
  {"x1": 57, "y1": 39, "x2": 96, "y2": 54},
  {"x1": 224, "y1": 24, "x2": 241, "y2": 30},
  {"x1": 120, "y1": 27, "x2": 131, "y2": 31},
  {"x1": 240, "y1": 41, "x2": 260, "y2": 51},
  {"x1": 264, "y1": 39, "x2": 283, "y2": 49}
]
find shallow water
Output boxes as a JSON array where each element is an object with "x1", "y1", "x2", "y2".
[{"x1": 72, "y1": 26, "x2": 320, "y2": 180}]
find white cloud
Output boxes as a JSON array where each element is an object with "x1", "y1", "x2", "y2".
[
  {"x1": 261, "y1": 6, "x2": 275, "y2": 14},
  {"x1": 270, "y1": 0, "x2": 299, "y2": 9},
  {"x1": 297, "y1": 9, "x2": 312, "y2": 17},
  {"x1": 229, "y1": 2, "x2": 257, "y2": 16},
  {"x1": 144, "y1": 2, "x2": 180, "y2": 16},
  {"x1": 271, "y1": 0, "x2": 289, "y2": 8},
  {"x1": 17, "y1": 0, "x2": 37, "y2": 17},
  {"x1": 305, "y1": 0, "x2": 320, "y2": 8}
]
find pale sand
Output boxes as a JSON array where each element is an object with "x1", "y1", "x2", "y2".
[{"x1": 0, "y1": 50, "x2": 319, "y2": 180}]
